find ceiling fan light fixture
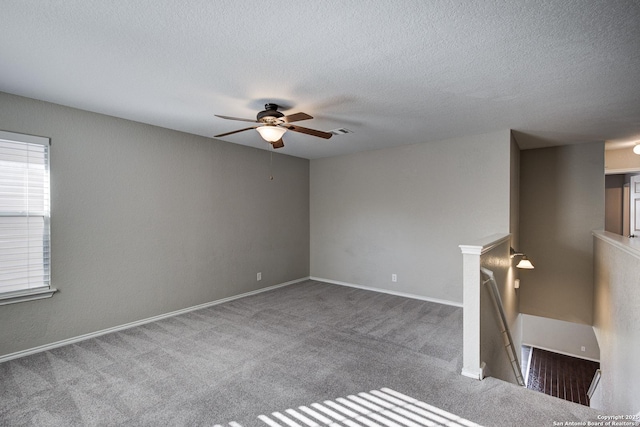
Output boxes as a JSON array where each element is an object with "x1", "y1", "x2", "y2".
[
  {"x1": 633, "y1": 144, "x2": 640, "y2": 155},
  {"x1": 256, "y1": 126, "x2": 287, "y2": 142}
]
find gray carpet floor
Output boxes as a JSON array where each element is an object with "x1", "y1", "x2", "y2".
[{"x1": 1, "y1": 280, "x2": 602, "y2": 426}]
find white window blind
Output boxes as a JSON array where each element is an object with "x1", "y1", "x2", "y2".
[{"x1": 0, "y1": 130, "x2": 51, "y2": 299}]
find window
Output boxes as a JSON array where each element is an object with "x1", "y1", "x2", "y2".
[{"x1": 0, "y1": 130, "x2": 56, "y2": 305}]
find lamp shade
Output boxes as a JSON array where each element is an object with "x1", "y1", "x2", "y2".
[
  {"x1": 634, "y1": 144, "x2": 640, "y2": 155},
  {"x1": 256, "y1": 126, "x2": 287, "y2": 142},
  {"x1": 516, "y1": 256, "x2": 534, "y2": 269}
]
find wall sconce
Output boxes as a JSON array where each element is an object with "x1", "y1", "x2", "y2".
[{"x1": 510, "y1": 247, "x2": 535, "y2": 269}]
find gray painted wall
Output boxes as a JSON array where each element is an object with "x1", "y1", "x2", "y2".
[
  {"x1": 510, "y1": 133, "x2": 521, "y2": 250},
  {"x1": 519, "y1": 142, "x2": 604, "y2": 324},
  {"x1": 605, "y1": 174, "x2": 625, "y2": 235},
  {"x1": 521, "y1": 314, "x2": 600, "y2": 361},
  {"x1": 508, "y1": 133, "x2": 523, "y2": 357},
  {"x1": 0, "y1": 92, "x2": 310, "y2": 357},
  {"x1": 592, "y1": 233, "x2": 640, "y2": 414},
  {"x1": 605, "y1": 147, "x2": 640, "y2": 173},
  {"x1": 310, "y1": 130, "x2": 512, "y2": 304}
]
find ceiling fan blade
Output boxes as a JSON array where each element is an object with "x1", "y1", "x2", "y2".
[
  {"x1": 214, "y1": 126, "x2": 257, "y2": 138},
  {"x1": 214, "y1": 114, "x2": 259, "y2": 123},
  {"x1": 271, "y1": 139, "x2": 285, "y2": 149},
  {"x1": 283, "y1": 124, "x2": 333, "y2": 139},
  {"x1": 282, "y1": 112, "x2": 313, "y2": 123}
]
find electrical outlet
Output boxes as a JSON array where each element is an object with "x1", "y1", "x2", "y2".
[
  {"x1": 257, "y1": 272, "x2": 262, "y2": 281},
  {"x1": 392, "y1": 274, "x2": 397, "y2": 282},
  {"x1": 581, "y1": 346, "x2": 586, "y2": 352}
]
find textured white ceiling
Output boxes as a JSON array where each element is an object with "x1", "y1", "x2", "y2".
[{"x1": 1, "y1": 0, "x2": 639, "y2": 158}]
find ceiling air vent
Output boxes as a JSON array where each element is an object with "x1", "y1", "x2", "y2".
[{"x1": 329, "y1": 128, "x2": 353, "y2": 136}]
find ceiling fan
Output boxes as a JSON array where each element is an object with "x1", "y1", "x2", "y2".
[{"x1": 214, "y1": 103, "x2": 332, "y2": 149}]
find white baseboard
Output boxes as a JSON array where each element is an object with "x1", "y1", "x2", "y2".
[
  {"x1": 309, "y1": 276, "x2": 462, "y2": 308},
  {"x1": 522, "y1": 343, "x2": 600, "y2": 363},
  {"x1": 0, "y1": 277, "x2": 310, "y2": 364}
]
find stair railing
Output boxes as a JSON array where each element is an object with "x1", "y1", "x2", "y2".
[{"x1": 481, "y1": 267, "x2": 525, "y2": 386}]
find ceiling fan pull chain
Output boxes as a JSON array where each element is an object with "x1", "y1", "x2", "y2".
[{"x1": 269, "y1": 146, "x2": 274, "y2": 181}]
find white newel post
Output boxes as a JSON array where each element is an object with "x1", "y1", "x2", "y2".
[
  {"x1": 459, "y1": 243, "x2": 485, "y2": 380},
  {"x1": 459, "y1": 233, "x2": 510, "y2": 380}
]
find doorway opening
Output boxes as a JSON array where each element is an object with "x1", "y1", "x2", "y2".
[
  {"x1": 521, "y1": 346, "x2": 599, "y2": 406},
  {"x1": 605, "y1": 173, "x2": 640, "y2": 236}
]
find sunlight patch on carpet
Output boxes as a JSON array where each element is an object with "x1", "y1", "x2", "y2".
[{"x1": 220, "y1": 388, "x2": 482, "y2": 427}]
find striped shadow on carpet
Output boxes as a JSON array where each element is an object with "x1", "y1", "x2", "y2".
[{"x1": 217, "y1": 388, "x2": 482, "y2": 427}]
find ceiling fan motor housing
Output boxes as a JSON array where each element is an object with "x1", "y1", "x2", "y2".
[
  {"x1": 257, "y1": 103, "x2": 284, "y2": 123},
  {"x1": 214, "y1": 103, "x2": 331, "y2": 146}
]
